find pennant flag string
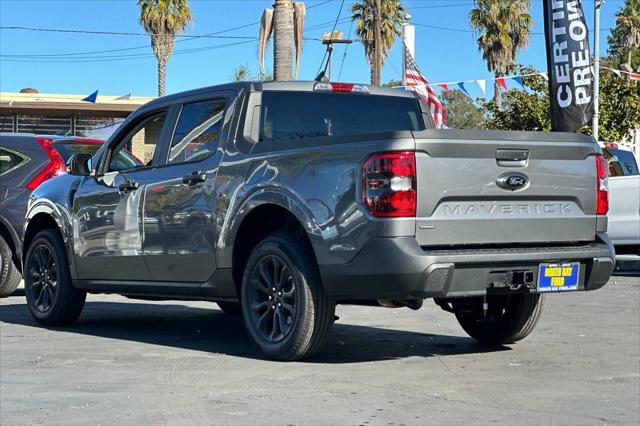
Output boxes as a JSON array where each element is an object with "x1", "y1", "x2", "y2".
[
  {"x1": 511, "y1": 76, "x2": 525, "y2": 88},
  {"x1": 416, "y1": 67, "x2": 635, "y2": 93},
  {"x1": 496, "y1": 76, "x2": 508, "y2": 91},
  {"x1": 437, "y1": 83, "x2": 452, "y2": 94},
  {"x1": 82, "y1": 90, "x2": 98, "y2": 103},
  {"x1": 457, "y1": 82, "x2": 470, "y2": 97}
]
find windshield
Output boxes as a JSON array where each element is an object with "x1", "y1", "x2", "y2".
[{"x1": 260, "y1": 91, "x2": 427, "y2": 142}]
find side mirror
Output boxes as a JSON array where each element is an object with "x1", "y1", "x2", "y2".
[{"x1": 66, "y1": 153, "x2": 93, "y2": 176}]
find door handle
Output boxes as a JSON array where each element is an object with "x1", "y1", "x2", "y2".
[
  {"x1": 182, "y1": 170, "x2": 206, "y2": 186},
  {"x1": 118, "y1": 179, "x2": 139, "y2": 193},
  {"x1": 496, "y1": 149, "x2": 529, "y2": 167}
]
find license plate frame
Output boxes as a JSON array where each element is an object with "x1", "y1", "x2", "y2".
[{"x1": 538, "y1": 262, "x2": 580, "y2": 293}]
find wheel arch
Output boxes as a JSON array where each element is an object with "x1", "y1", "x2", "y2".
[
  {"x1": 23, "y1": 203, "x2": 68, "y2": 265},
  {"x1": 229, "y1": 197, "x2": 319, "y2": 297},
  {"x1": 0, "y1": 217, "x2": 22, "y2": 273}
]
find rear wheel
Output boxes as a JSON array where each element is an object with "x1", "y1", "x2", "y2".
[
  {"x1": 240, "y1": 233, "x2": 334, "y2": 361},
  {"x1": 0, "y1": 235, "x2": 21, "y2": 297},
  {"x1": 24, "y1": 229, "x2": 86, "y2": 325},
  {"x1": 454, "y1": 293, "x2": 544, "y2": 344}
]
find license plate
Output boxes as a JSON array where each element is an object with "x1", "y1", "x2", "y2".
[{"x1": 538, "y1": 262, "x2": 579, "y2": 292}]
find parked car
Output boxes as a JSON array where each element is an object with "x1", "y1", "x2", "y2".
[
  {"x1": 600, "y1": 142, "x2": 640, "y2": 254},
  {"x1": 0, "y1": 134, "x2": 139, "y2": 296},
  {"x1": 20, "y1": 81, "x2": 615, "y2": 360}
]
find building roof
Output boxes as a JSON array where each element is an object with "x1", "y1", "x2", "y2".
[{"x1": 0, "y1": 91, "x2": 155, "y2": 117}]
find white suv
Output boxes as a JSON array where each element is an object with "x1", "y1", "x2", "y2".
[{"x1": 601, "y1": 143, "x2": 640, "y2": 252}]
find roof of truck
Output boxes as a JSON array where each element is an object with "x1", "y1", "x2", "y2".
[{"x1": 143, "y1": 80, "x2": 418, "y2": 109}]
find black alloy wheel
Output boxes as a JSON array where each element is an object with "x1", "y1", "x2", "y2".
[
  {"x1": 27, "y1": 244, "x2": 58, "y2": 313},
  {"x1": 247, "y1": 255, "x2": 297, "y2": 343}
]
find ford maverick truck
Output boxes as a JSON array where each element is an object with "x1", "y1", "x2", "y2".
[{"x1": 21, "y1": 81, "x2": 615, "y2": 360}]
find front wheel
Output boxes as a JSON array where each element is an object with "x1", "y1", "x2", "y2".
[
  {"x1": 240, "y1": 233, "x2": 335, "y2": 361},
  {"x1": 454, "y1": 293, "x2": 544, "y2": 344},
  {"x1": 24, "y1": 229, "x2": 86, "y2": 325}
]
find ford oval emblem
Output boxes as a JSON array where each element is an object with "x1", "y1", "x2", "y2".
[{"x1": 497, "y1": 173, "x2": 529, "y2": 191}]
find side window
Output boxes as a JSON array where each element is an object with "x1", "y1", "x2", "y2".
[
  {"x1": 0, "y1": 148, "x2": 28, "y2": 175},
  {"x1": 603, "y1": 148, "x2": 639, "y2": 177},
  {"x1": 108, "y1": 112, "x2": 166, "y2": 172},
  {"x1": 168, "y1": 99, "x2": 225, "y2": 164}
]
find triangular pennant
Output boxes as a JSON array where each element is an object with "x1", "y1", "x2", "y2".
[
  {"x1": 115, "y1": 93, "x2": 131, "y2": 100},
  {"x1": 538, "y1": 72, "x2": 549, "y2": 81},
  {"x1": 457, "y1": 82, "x2": 470, "y2": 97},
  {"x1": 475, "y1": 79, "x2": 486, "y2": 95},
  {"x1": 437, "y1": 83, "x2": 452, "y2": 94},
  {"x1": 512, "y1": 76, "x2": 525, "y2": 88},
  {"x1": 496, "y1": 77, "x2": 508, "y2": 91},
  {"x1": 82, "y1": 90, "x2": 98, "y2": 103},
  {"x1": 610, "y1": 69, "x2": 622, "y2": 76},
  {"x1": 630, "y1": 72, "x2": 640, "y2": 81}
]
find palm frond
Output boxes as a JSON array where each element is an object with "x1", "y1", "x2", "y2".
[
  {"x1": 258, "y1": 8, "x2": 274, "y2": 76},
  {"x1": 293, "y1": 2, "x2": 306, "y2": 79}
]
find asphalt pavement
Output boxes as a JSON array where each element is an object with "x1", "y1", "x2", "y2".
[{"x1": 1, "y1": 274, "x2": 638, "y2": 425}]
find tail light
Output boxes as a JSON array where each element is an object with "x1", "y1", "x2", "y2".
[
  {"x1": 313, "y1": 82, "x2": 369, "y2": 93},
  {"x1": 362, "y1": 152, "x2": 416, "y2": 218},
  {"x1": 26, "y1": 137, "x2": 66, "y2": 190},
  {"x1": 595, "y1": 155, "x2": 609, "y2": 215}
]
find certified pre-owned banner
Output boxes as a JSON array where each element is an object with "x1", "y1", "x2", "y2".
[{"x1": 543, "y1": 0, "x2": 594, "y2": 132}]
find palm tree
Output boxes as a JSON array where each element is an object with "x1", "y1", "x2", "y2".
[
  {"x1": 351, "y1": 0, "x2": 407, "y2": 85},
  {"x1": 469, "y1": 0, "x2": 533, "y2": 107},
  {"x1": 138, "y1": 0, "x2": 192, "y2": 97},
  {"x1": 259, "y1": 1, "x2": 306, "y2": 81},
  {"x1": 609, "y1": 0, "x2": 640, "y2": 67}
]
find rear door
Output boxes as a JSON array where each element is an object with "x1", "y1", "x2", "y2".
[
  {"x1": 142, "y1": 93, "x2": 231, "y2": 282},
  {"x1": 413, "y1": 129, "x2": 599, "y2": 246}
]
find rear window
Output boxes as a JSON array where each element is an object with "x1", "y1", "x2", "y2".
[
  {"x1": 260, "y1": 91, "x2": 426, "y2": 143},
  {"x1": 603, "y1": 147, "x2": 639, "y2": 176},
  {"x1": 53, "y1": 141, "x2": 101, "y2": 162}
]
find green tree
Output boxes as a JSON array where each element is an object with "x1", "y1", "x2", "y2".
[
  {"x1": 469, "y1": 0, "x2": 533, "y2": 108},
  {"x1": 608, "y1": 0, "x2": 640, "y2": 68},
  {"x1": 351, "y1": 0, "x2": 408, "y2": 85},
  {"x1": 382, "y1": 79, "x2": 403, "y2": 87},
  {"x1": 440, "y1": 90, "x2": 485, "y2": 129},
  {"x1": 138, "y1": 0, "x2": 192, "y2": 97},
  {"x1": 482, "y1": 65, "x2": 640, "y2": 141},
  {"x1": 258, "y1": 1, "x2": 306, "y2": 81},
  {"x1": 231, "y1": 64, "x2": 273, "y2": 81}
]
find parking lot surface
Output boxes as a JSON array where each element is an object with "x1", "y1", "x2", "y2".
[{"x1": 1, "y1": 275, "x2": 639, "y2": 425}]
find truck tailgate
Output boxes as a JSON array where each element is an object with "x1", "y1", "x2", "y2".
[{"x1": 413, "y1": 129, "x2": 599, "y2": 246}]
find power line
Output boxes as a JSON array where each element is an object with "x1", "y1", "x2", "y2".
[
  {"x1": 0, "y1": 1, "x2": 336, "y2": 59},
  {"x1": 316, "y1": 0, "x2": 346, "y2": 75},
  {"x1": 337, "y1": 19, "x2": 354, "y2": 80}
]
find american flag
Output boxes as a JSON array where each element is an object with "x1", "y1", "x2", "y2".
[{"x1": 403, "y1": 46, "x2": 446, "y2": 128}]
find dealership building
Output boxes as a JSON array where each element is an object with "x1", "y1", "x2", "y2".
[{"x1": 0, "y1": 88, "x2": 153, "y2": 139}]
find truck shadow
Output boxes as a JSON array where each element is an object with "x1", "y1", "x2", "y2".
[{"x1": 0, "y1": 299, "x2": 510, "y2": 363}]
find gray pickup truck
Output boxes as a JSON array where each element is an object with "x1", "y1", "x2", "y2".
[{"x1": 21, "y1": 81, "x2": 615, "y2": 360}]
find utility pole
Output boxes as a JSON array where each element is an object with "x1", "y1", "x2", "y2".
[
  {"x1": 593, "y1": 0, "x2": 603, "y2": 141},
  {"x1": 373, "y1": 0, "x2": 382, "y2": 86}
]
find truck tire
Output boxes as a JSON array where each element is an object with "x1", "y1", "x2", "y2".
[
  {"x1": 240, "y1": 233, "x2": 335, "y2": 361},
  {"x1": 455, "y1": 293, "x2": 544, "y2": 344},
  {"x1": 24, "y1": 229, "x2": 86, "y2": 325},
  {"x1": 217, "y1": 301, "x2": 241, "y2": 315},
  {"x1": 0, "y1": 235, "x2": 21, "y2": 297}
]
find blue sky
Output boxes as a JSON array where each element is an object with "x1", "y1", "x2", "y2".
[{"x1": 0, "y1": 0, "x2": 621, "y2": 98}]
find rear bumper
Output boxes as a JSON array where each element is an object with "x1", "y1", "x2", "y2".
[{"x1": 319, "y1": 234, "x2": 615, "y2": 300}]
